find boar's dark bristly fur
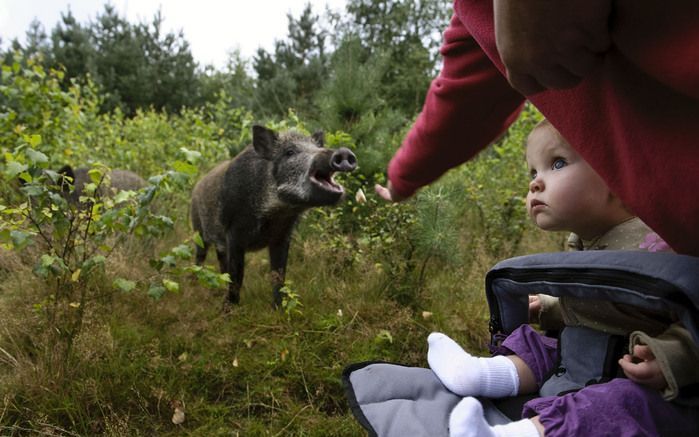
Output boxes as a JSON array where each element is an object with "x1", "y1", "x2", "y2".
[{"x1": 190, "y1": 125, "x2": 357, "y2": 307}]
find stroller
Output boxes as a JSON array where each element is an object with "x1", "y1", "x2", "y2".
[{"x1": 343, "y1": 250, "x2": 699, "y2": 436}]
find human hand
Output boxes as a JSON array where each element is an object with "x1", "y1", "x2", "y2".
[
  {"x1": 528, "y1": 295, "x2": 542, "y2": 323},
  {"x1": 618, "y1": 344, "x2": 668, "y2": 391},
  {"x1": 374, "y1": 183, "x2": 407, "y2": 203},
  {"x1": 493, "y1": 0, "x2": 612, "y2": 95}
]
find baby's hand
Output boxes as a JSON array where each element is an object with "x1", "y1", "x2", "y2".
[
  {"x1": 528, "y1": 295, "x2": 541, "y2": 323},
  {"x1": 618, "y1": 344, "x2": 668, "y2": 391}
]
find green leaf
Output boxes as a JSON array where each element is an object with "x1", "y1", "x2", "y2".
[
  {"x1": 82, "y1": 255, "x2": 106, "y2": 271},
  {"x1": 19, "y1": 184, "x2": 44, "y2": 197},
  {"x1": 10, "y1": 230, "x2": 32, "y2": 249},
  {"x1": 34, "y1": 253, "x2": 67, "y2": 277},
  {"x1": 18, "y1": 171, "x2": 33, "y2": 183},
  {"x1": 87, "y1": 169, "x2": 103, "y2": 184},
  {"x1": 82, "y1": 182, "x2": 97, "y2": 195},
  {"x1": 5, "y1": 161, "x2": 28, "y2": 178},
  {"x1": 147, "y1": 175, "x2": 165, "y2": 185},
  {"x1": 147, "y1": 285, "x2": 166, "y2": 300},
  {"x1": 26, "y1": 134, "x2": 42, "y2": 147},
  {"x1": 193, "y1": 232, "x2": 205, "y2": 248},
  {"x1": 0, "y1": 229, "x2": 10, "y2": 244},
  {"x1": 184, "y1": 265, "x2": 229, "y2": 289},
  {"x1": 43, "y1": 169, "x2": 60, "y2": 183},
  {"x1": 171, "y1": 244, "x2": 192, "y2": 260},
  {"x1": 179, "y1": 147, "x2": 201, "y2": 164},
  {"x1": 113, "y1": 278, "x2": 136, "y2": 293},
  {"x1": 162, "y1": 279, "x2": 180, "y2": 292},
  {"x1": 172, "y1": 160, "x2": 198, "y2": 176},
  {"x1": 40, "y1": 254, "x2": 55, "y2": 267},
  {"x1": 160, "y1": 254, "x2": 177, "y2": 268},
  {"x1": 112, "y1": 190, "x2": 137, "y2": 204},
  {"x1": 374, "y1": 330, "x2": 393, "y2": 344},
  {"x1": 25, "y1": 148, "x2": 48, "y2": 164}
]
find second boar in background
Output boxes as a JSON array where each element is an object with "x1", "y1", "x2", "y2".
[{"x1": 58, "y1": 165, "x2": 146, "y2": 205}]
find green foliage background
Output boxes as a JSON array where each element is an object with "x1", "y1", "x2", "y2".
[{"x1": 0, "y1": 3, "x2": 565, "y2": 435}]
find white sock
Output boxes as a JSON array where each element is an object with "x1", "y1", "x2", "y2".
[
  {"x1": 427, "y1": 332, "x2": 519, "y2": 397},
  {"x1": 449, "y1": 397, "x2": 540, "y2": 437}
]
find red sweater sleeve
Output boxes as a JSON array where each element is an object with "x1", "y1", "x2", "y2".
[{"x1": 387, "y1": 13, "x2": 524, "y2": 198}]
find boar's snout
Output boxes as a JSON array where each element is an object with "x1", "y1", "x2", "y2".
[{"x1": 330, "y1": 148, "x2": 357, "y2": 172}]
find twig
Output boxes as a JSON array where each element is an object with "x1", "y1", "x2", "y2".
[
  {"x1": 33, "y1": 422, "x2": 82, "y2": 437},
  {"x1": 272, "y1": 404, "x2": 311, "y2": 437},
  {"x1": 0, "y1": 393, "x2": 10, "y2": 424},
  {"x1": 0, "y1": 345, "x2": 18, "y2": 367},
  {"x1": 24, "y1": 205, "x2": 53, "y2": 249}
]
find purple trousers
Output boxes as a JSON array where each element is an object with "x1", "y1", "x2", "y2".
[{"x1": 498, "y1": 325, "x2": 698, "y2": 437}]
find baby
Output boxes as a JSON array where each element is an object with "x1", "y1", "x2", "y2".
[{"x1": 428, "y1": 120, "x2": 699, "y2": 437}]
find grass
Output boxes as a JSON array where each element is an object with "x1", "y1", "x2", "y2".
[{"x1": 0, "y1": 194, "x2": 564, "y2": 436}]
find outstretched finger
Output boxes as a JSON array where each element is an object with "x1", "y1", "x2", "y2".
[{"x1": 374, "y1": 184, "x2": 394, "y2": 202}]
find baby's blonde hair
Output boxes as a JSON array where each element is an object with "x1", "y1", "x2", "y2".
[{"x1": 527, "y1": 119, "x2": 567, "y2": 147}]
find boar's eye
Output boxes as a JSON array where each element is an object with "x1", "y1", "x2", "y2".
[{"x1": 284, "y1": 148, "x2": 296, "y2": 157}]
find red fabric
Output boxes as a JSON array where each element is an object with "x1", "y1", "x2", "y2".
[{"x1": 387, "y1": 0, "x2": 699, "y2": 256}]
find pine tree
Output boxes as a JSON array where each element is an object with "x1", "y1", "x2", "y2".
[{"x1": 252, "y1": 4, "x2": 329, "y2": 118}]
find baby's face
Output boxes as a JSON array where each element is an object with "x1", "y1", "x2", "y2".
[{"x1": 525, "y1": 125, "x2": 616, "y2": 239}]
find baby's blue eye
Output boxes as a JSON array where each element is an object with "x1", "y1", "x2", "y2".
[
  {"x1": 529, "y1": 170, "x2": 537, "y2": 180},
  {"x1": 552, "y1": 159, "x2": 567, "y2": 170}
]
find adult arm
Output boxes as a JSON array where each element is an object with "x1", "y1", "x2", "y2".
[{"x1": 386, "y1": 13, "x2": 524, "y2": 200}]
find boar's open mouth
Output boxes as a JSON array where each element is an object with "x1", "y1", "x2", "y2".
[{"x1": 310, "y1": 169, "x2": 344, "y2": 194}]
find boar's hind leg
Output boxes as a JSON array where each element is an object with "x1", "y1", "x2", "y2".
[
  {"x1": 215, "y1": 248, "x2": 227, "y2": 274},
  {"x1": 269, "y1": 236, "x2": 292, "y2": 308},
  {"x1": 194, "y1": 241, "x2": 209, "y2": 265},
  {"x1": 225, "y1": 233, "x2": 245, "y2": 305}
]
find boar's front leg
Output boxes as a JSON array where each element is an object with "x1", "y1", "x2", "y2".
[
  {"x1": 225, "y1": 232, "x2": 246, "y2": 305},
  {"x1": 268, "y1": 234, "x2": 292, "y2": 308}
]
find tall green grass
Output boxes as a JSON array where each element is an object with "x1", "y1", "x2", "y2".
[{"x1": 0, "y1": 216, "x2": 562, "y2": 436}]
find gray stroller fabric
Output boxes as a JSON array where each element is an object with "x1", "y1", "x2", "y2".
[
  {"x1": 343, "y1": 251, "x2": 699, "y2": 437},
  {"x1": 343, "y1": 362, "x2": 511, "y2": 437}
]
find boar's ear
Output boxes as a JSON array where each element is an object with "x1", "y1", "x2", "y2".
[
  {"x1": 57, "y1": 165, "x2": 75, "y2": 193},
  {"x1": 311, "y1": 130, "x2": 324, "y2": 147},
  {"x1": 252, "y1": 125, "x2": 278, "y2": 160}
]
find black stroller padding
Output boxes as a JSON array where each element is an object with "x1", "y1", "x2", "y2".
[
  {"x1": 343, "y1": 251, "x2": 699, "y2": 437},
  {"x1": 485, "y1": 250, "x2": 699, "y2": 344}
]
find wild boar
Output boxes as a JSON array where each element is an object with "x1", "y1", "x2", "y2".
[
  {"x1": 57, "y1": 165, "x2": 146, "y2": 204},
  {"x1": 190, "y1": 125, "x2": 357, "y2": 307}
]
